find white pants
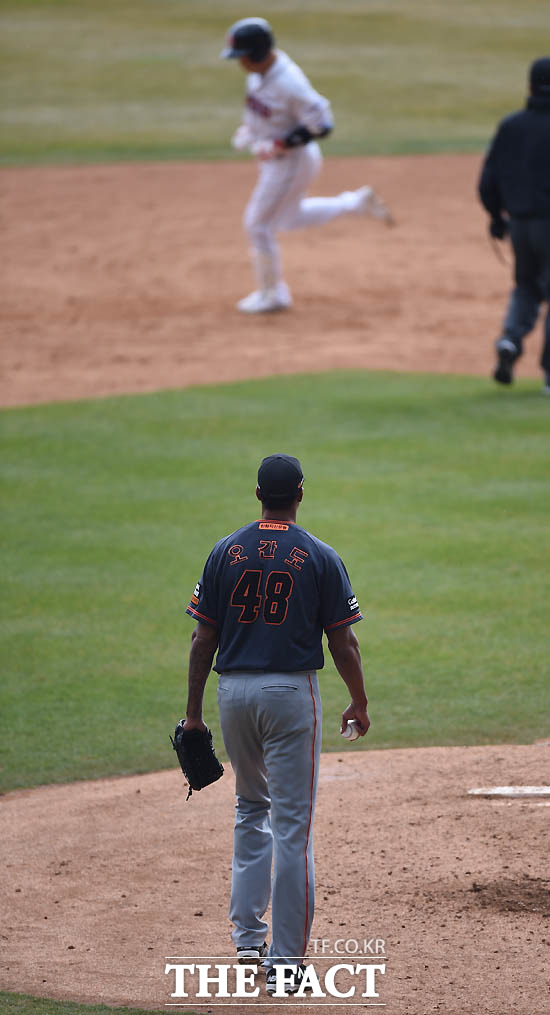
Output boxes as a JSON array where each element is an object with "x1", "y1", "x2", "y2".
[{"x1": 243, "y1": 142, "x2": 362, "y2": 292}]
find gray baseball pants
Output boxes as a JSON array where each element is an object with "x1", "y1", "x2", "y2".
[{"x1": 217, "y1": 671, "x2": 322, "y2": 965}]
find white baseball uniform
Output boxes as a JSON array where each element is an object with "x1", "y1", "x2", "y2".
[{"x1": 234, "y1": 50, "x2": 369, "y2": 302}]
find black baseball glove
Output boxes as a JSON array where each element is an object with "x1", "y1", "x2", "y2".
[{"x1": 170, "y1": 721, "x2": 224, "y2": 799}]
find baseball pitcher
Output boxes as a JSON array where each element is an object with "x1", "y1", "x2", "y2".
[{"x1": 184, "y1": 454, "x2": 371, "y2": 994}]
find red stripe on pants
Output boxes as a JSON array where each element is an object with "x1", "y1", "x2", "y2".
[{"x1": 302, "y1": 674, "x2": 317, "y2": 957}]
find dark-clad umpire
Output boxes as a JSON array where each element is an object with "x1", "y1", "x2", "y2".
[{"x1": 478, "y1": 57, "x2": 550, "y2": 393}]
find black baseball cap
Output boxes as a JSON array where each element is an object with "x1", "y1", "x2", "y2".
[
  {"x1": 257, "y1": 454, "x2": 304, "y2": 502},
  {"x1": 530, "y1": 57, "x2": 550, "y2": 95}
]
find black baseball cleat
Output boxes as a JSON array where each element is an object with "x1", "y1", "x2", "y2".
[
  {"x1": 266, "y1": 963, "x2": 312, "y2": 995},
  {"x1": 493, "y1": 340, "x2": 517, "y2": 385},
  {"x1": 237, "y1": 941, "x2": 268, "y2": 964}
]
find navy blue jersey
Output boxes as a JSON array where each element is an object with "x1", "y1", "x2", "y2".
[{"x1": 187, "y1": 518, "x2": 362, "y2": 673}]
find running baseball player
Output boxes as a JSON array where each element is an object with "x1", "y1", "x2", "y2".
[
  {"x1": 221, "y1": 17, "x2": 394, "y2": 314},
  {"x1": 185, "y1": 454, "x2": 370, "y2": 995}
]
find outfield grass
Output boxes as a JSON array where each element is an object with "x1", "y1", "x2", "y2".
[
  {"x1": 1, "y1": 370, "x2": 548, "y2": 794},
  {"x1": 0, "y1": 993, "x2": 183, "y2": 1015},
  {"x1": 0, "y1": 0, "x2": 547, "y2": 164}
]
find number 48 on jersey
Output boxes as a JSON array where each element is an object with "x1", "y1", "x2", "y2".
[{"x1": 230, "y1": 569, "x2": 294, "y2": 625}]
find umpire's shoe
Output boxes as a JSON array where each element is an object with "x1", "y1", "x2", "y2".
[
  {"x1": 237, "y1": 941, "x2": 268, "y2": 964},
  {"x1": 266, "y1": 963, "x2": 312, "y2": 995},
  {"x1": 493, "y1": 338, "x2": 517, "y2": 385}
]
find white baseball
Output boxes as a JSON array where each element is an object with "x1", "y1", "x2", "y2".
[{"x1": 341, "y1": 720, "x2": 360, "y2": 741}]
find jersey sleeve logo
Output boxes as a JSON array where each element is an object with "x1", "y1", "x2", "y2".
[
  {"x1": 348, "y1": 595, "x2": 359, "y2": 613},
  {"x1": 187, "y1": 580, "x2": 217, "y2": 627}
]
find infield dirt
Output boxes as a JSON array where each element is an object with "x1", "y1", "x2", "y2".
[
  {"x1": 1, "y1": 155, "x2": 548, "y2": 1014},
  {"x1": 1, "y1": 746, "x2": 549, "y2": 1014},
  {"x1": 0, "y1": 153, "x2": 544, "y2": 408}
]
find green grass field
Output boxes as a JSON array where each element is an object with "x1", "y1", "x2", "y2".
[
  {"x1": 0, "y1": 996, "x2": 175, "y2": 1015},
  {"x1": 2, "y1": 371, "x2": 548, "y2": 794},
  {"x1": 1, "y1": 0, "x2": 547, "y2": 163}
]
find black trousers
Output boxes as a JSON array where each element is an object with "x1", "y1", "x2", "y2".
[{"x1": 500, "y1": 217, "x2": 550, "y2": 373}]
